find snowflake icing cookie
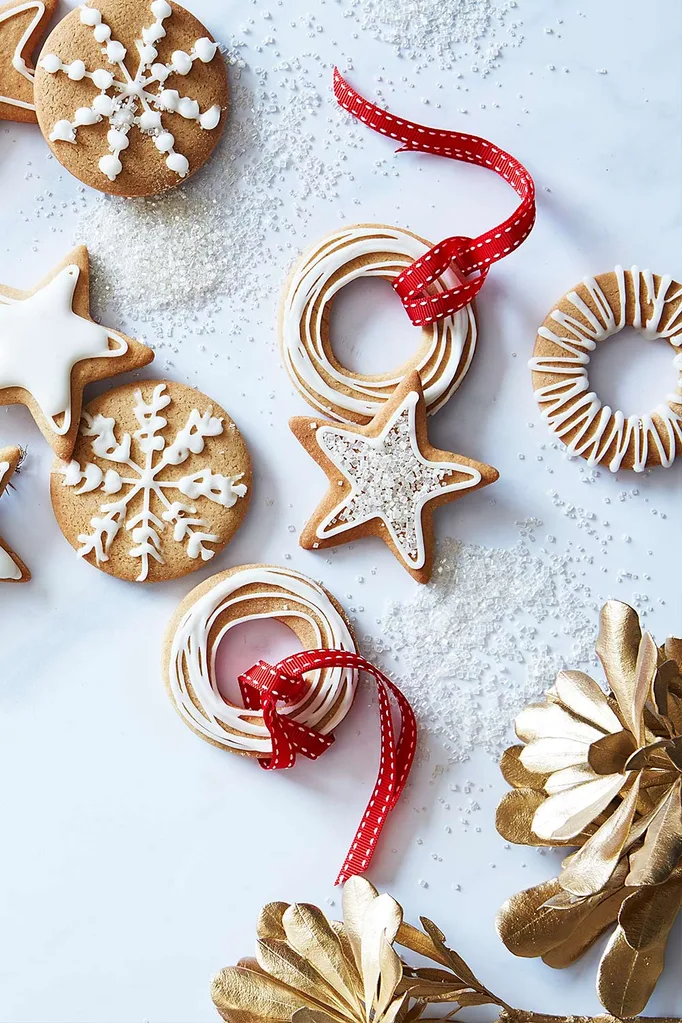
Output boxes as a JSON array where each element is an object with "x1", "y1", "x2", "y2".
[
  {"x1": 34, "y1": 0, "x2": 228, "y2": 197},
  {"x1": 0, "y1": 0, "x2": 56, "y2": 122},
  {"x1": 0, "y1": 246, "x2": 153, "y2": 461},
  {"x1": 290, "y1": 371, "x2": 499, "y2": 584},
  {"x1": 51, "y1": 380, "x2": 251, "y2": 582},
  {"x1": 0, "y1": 446, "x2": 29, "y2": 583},
  {"x1": 530, "y1": 266, "x2": 682, "y2": 472}
]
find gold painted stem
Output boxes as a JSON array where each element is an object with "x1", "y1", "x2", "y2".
[{"x1": 498, "y1": 1012, "x2": 680, "y2": 1023}]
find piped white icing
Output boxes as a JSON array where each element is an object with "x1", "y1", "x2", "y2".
[
  {"x1": 0, "y1": 0, "x2": 45, "y2": 111},
  {"x1": 281, "y1": 225, "x2": 476, "y2": 423},
  {"x1": 40, "y1": 1, "x2": 222, "y2": 181},
  {"x1": 59, "y1": 383, "x2": 247, "y2": 581},
  {"x1": 0, "y1": 263, "x2": 128, "y2": 436},
  {"x1": 0, "y1": 460, "x2": 21, "y2": 580},
  {"x1": 316, "y1": 389, "x2": 482, "y2": 569},
  {"x1": 530, "y1": 266, "x2": 682, "y2": 472},
  {"x1": 166, "y1": 565, "x2": 357, "y2": 754}
]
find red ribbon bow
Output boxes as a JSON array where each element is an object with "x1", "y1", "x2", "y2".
[
  {"x1": 238, "y1": 649, "x2": 417, "y2": 885},
  {"x1": 333, "y1": 67, "x2": 536, "y2": 327}
]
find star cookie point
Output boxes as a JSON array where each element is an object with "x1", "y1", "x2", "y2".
[{"x1": 290, "y1": 372, "x2": 499, "y2": 583}]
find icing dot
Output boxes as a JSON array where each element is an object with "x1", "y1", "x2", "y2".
[
  {"x1": 138, "y1": 109, "x2": 162, "y2": 131},
  {"x1": 194, "y1": 37, "x2": 217, "y2": 62},
  {"x1": 142, "y1": 22, "x2": 166, "y2": 44},
  {"x1": 91, "y1": 67, "x2": 114, "y2": 89},
  {"x1": 74, "y1": 106, "x2": 99, "y2": 125},
  {"x1": 138, "y1": 44, "x2": 157, "y2": 64},
  {"x1": 79, "y1": 5, "x2": 101, "y2": 25},
  {"x1": 67, "y1": 59, "x2": 86, "y2": 80},
  {"x1": 93, "y1": 22, "x2": 111, "y2": 42},
  {"x1": 171, "y1": 50, "x2": 192, "y2": 75},
  {"x1": 40, "y1": 53, "x2": 62, "y2": 73},
  {"x1": 166, "y1": 152, "x2": 189, "y2": 176},
  {"x1": 107, "y1": 128, "x2": 130, "y2": 152},
  {"x1": 150, "y1": 0, "x2": 172, "y2": 18},
  {"x1": 49, "y1": 119, "x2": 75, "y2": 142},
  {"x1": 158, "y1": 88, "x2": 179, "y2": 111},
  {"x1": 177, "y1": 96, "x2": 199, "y2": 119},
  {"x1": 92, "y1": 93, "x2": 114, "y2": 116},
  {"x1": 154, "y1": 130, "x2": 175, "y2": 153},
  {"x1": 150, "y1": 62, "x2": 170, "y2": 82},
  {"x1": 99, "y1": 153, "x2": 122, "y2": 180},
  {"x1": 199, "y1": 104, "x2": 221, "y2": 130},
  {"x1": 106, "y1": 39, "x2": 125, "y2": 62}
]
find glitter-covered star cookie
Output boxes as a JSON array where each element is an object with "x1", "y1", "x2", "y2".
[
  {"x1": 0, "y1": 0, "x2": 56, "y2": 122},
  {"x1": 0, "y1": 445, "x2": 29, "y2": 582},
  {"x1": 0, "y1": 246, "x2": 154, "y2": 460},
  {"x1": 290, "y1": 371, "x2": 499, "y2": 583}
]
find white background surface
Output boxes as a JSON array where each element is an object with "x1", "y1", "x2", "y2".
[{"x1": 1, "y1": 0, "x2": 681, "y2": 1020}]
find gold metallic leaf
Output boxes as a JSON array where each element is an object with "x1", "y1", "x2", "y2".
[
  {"x1": 632, "y1": 633, "x2": 658, "y2": 746},
  {"x1": 359, "y1": 896, "x2": 403, "y2": 1019},
  {"x1": 211, "y1": 966, "x2": 312, "y2": 1023},
  {"x1": 627, "y1": 780, "x2": 682, "y2": 887},
  {"x1": 597, "y1": 927, "x2": 667, "y2": 1017},
  {"x1": 257, "y1": 902, "x2": 289, "y2": 941},
  {"x1": 255, "y1": 939, "x2": 353, "y2": 1014},
  {"x1": 283, "y1": 903, "x2": 360, "y2": 1012},
  {"x1": 532, "y1": 772, "x2": 625, "y2": 841},
  {"x1": 653, "y1": 659, "x2": 678, "y2": 721},
  {"x1": 595, "y1": 601, "x2": 641, "y2": 734},
  {"x1": 499, "y1": 745, "x2": 547, "y2": 791},
  {"x1": 418, "y1": 917, "x2": 483, "y2": 991},
  {"x1": 496, "y1": 879, "x2": 599, "y2": 957},
  {"x1": 588, "y1": 730, "x2": 636, "y2": 775},
  {"x1": 292, "y1": 1010, "x2": 337, "y2": 1023},
  {"x1": 541, "y1": 889, "x2": 627, "y2": 968},
  {"x1": 515, "y1": 702, "x2": 604, "y2": 746},
  {"x1": 395, "y1": 922, "x2": 449, "y2": 968},
  {"x1": 553, "y1": 669, "x2": 622, "y2": 734},
  {"x1": 330, "y1": 921, "x2": 362, "y2": 988},
  {"x1": 495, "y1": 790, "x2": 554, "y2": 846},
  {"x1": 342, "y1": 875, "x2": 379, "y2": 972},
  {"x1": 558, "y1": 778, "x2": 641, "y2": 897},
  {"x1": 618, "y1": 875, "x2": 682, "y2": 951},
  {"x1": 520, "y1": 736, "x2": 590, "y2": 774},
  {"x1": 664, "y1": 635, "x2": 682, "y2": 671},
  {"x1": 370, "y1": 933, "x2": 402, "y2": 1019}
]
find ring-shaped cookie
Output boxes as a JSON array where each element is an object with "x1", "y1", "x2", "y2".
[
  {"x1": 530, "y1": 266, "x2": 682, "y2": 472},
  {"x1": 164, "y1": 563, "x2": 358, "y2": 757},
  {"x1": 280, "y1": 224, "x2": 477, "y2": 425}
]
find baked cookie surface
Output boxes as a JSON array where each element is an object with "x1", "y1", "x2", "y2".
[
  {"x1": 0, "y1": 446, "x2": 29, "y2": 582},
  {"x1": 0, "y1": 0, "x2": 56, "y2": 122}
]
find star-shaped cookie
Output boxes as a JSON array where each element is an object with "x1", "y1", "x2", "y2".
[
  {"x1": 0, "y1": 445, "x2": 29, "y2": 582},
  {"x1": 290, "y1": 371, "x2": 499, "y2": 583},
  {"x1": 0, "y1": 0, "x2": 56, "y2": 123},
  {"x1": 0, "y1": 246, "x2": 154, "y2": 460}
]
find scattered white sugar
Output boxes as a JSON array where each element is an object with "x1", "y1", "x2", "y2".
[{"x1": 364, "y1": 521, "x2": 601, "y2": 762}]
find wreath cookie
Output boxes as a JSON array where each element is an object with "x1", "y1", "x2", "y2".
[
  {"x1": 280, "y1": 224, "x2": 477, "y2": 425},
  {"x1": 0, "y1": 0, "x2": 56, "y2": 122},
  {"x1": 0, "y1": 446, "x2": 29, "y2": 582},
  {"x1": 0, "y1": 246, "x2": 153, "y2": 461},
  {"x1": 164, "y1": 563, "x2": 358, "y2": 756},
  {"x1": 51, "y1": 379, "x2": 251, "y2": 582},
  {"x1": 34, "y1": 0, "x2": 228, "y2": 196},
  {"x1": 530, "y1": 266, "x2": 682, "y2": 472}
]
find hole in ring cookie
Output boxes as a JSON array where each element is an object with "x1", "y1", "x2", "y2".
[
  {"x1": 214, "y1": 617, "x2": 303, "y2": 705},
  {"x1": 280, "y1": 223, "x2": 477, "y2": 425},
  {"x1": 330, "y1": 278, "x2": 425, "y2": 376},
  {"x1": 530, "y1": 266, "x2": 682, "y2": 472},
  {"x1": 164, "y1": 564, "x2": 358, "y2": 758}
]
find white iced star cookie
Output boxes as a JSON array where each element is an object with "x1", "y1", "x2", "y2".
[
  {"x1": 0, "y1": 246, "x2": 153, "y2": 461},
  {"x1": 34, "y1": 0, "x2": 228, "y2": 197},
  {"x1": 0, "y1": 446, "x2": 29, "y2": 582},
  {"x1": 51, "y1": 379, "x2": 251, "y2": 583},
  {"x1": 290, "y1": 371, "x2": 499, "y2": 583},
  {"x1": 0, "y1": 0, "x2": 56, "y2": 122}
]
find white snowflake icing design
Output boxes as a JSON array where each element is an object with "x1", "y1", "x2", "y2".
[
  {"x1": 60, "y1": 383, "x2": 247, "y2": 581},
  {"x1": 316, "y1": 390, "x2": 482, "y2": 568},
  {"x1": 39, "y1": 0, "x2": 221, "y2": 181}
]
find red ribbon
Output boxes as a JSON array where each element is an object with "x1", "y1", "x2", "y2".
[
  {"x1": 238, "y1": 649, "x2": 417, "y2": 885},
  {"x1": 333, "y1": 67, "x2": 536, "y2": 327}
]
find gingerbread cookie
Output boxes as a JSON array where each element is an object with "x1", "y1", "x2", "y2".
[
  {"x1": 0, "y1": 246, "x2": 153, "y2": 461},
  {"x1": 280, "y1": 224, "x2": 477, "y2": 425},
  {"x1": 164, "y1": 563, "x2": 358, "y2": 756},
  {"x1": 530, "y1": 266, "x2": 682, "y2": 472},
  {"x1": 51, "y1": 379, "x2": 251, "y2": 582},
  {"x1": 0, "y1": 446, "x2": 29, "y2": 582},
  {"x1": 290, "y1": 371, "x2": 499, "y2": 583},
  {"x1": 0, "y1": 0, "x2": 55, "y2": 122},
  {"x1": 34, "y1": 0, "x2": 228, "y2": 197}
]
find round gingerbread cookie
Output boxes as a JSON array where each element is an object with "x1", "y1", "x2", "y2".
[
  {"x1": 163, "y1": 563, "x2": 358, "y2": 757},
  {"x1": 51, "y1": 379, "x2": 251, "y2": 582},
  {"x1": 34, "y1": 0, "x2": 228, "y2": 197},
  {"x1": 530, "y1": 265, "x2": 682, "y2": 472},
  {"x1": 280, "y1": 223, "x2": 477, "y2": 425}
]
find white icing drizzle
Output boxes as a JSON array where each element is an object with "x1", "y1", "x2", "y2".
[
  {"x1": 166, "y1": 565, "x2": 357, "y2": 754},
  {"x1": 59, "y1": 382, "x2": 247, "y2": 581},
  {"x1": 0, "y1": 0, "x2": 45, "y2": 111},
  {"x1": 40, "y1": 1, "x2": 222, "y2": 181},
  {"x1": 530, "y1": 266, "x2": 682, "y2": 472},
  {"x1": 316, "y1": 389, "x2": 482, "y2": 569},
  {"x1": 0, "y1": 263, "x2": 128, "y2": 436},
  {"x1": 0, "y1": 461, "x2": 21, "y2": 580},
  {"x1": 281, "y1": 225, "x2": 476, "y2": 423}
]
